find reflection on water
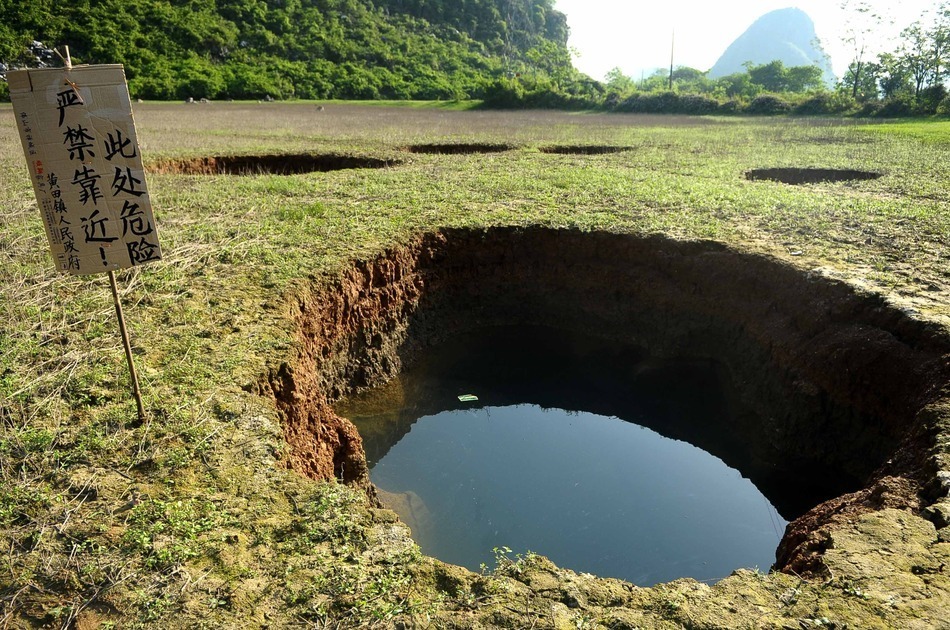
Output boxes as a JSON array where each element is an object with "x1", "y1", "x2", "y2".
[{"x1": 337, "y1": 326, "x2": 852, "y2": 585}]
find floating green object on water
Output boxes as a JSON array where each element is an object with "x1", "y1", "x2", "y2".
[{"x1": 458, "y1": 394, "x2": 479, "y2": 402}]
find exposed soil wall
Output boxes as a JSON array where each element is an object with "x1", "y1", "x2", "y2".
[{"x1": 262, "y1": 226, "x2": 950, "y2": 576}]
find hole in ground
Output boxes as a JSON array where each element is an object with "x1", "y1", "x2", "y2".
[
  {"x1": 148, "y1": 153, "x2": 400, "y2": 176},
  {"x1": 745, "y1": 167, "x2": 883, "y2": 184},
  {"x1": 539, "y1": 145, "x2": 631, "y2": 155},
  {"x1": 268, "y1": 227, "x2": 950, "y2": 583},
  {"x1": 337, "y1": 325, "x2": 858, "y2": 585},
  {"x1": 401, "y1": 143, "x2": 514, "y2": 154}
]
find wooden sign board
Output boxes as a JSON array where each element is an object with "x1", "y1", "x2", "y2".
[{"x1": 8, "y1": 65, "x2": 161, "y2": 275}]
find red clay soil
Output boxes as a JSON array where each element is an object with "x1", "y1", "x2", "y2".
[{"x1": 260, "y1": 226, "x2": 950, "y2": 576}]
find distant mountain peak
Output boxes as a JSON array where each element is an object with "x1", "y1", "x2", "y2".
[{"x1": 708, "y1": 7, "x2": 835, "y2": 84}]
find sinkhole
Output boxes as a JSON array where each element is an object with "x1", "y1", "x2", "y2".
[
  {"x1": 336, "y1": 325, "x2": 828, "y2": 585},
  {"x1": 745, "y1": 167, "x2": 883, "y2": 185},
  {"x1": 401, "y1": 143, "x2": 515, "y2": 155},
  {"x1": 148, "y1": 153, "x2": 400, "y2": 176},
  {"x1": 539, "y1": 145, "x2": 632, "y2": 155},
  {"x1": 269, "y1": 227, "x2": 949, "y2": 584}
]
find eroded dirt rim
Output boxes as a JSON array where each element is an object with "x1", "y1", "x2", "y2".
[
  {"x1": 745, "y1": 167, "x2": 884, "y2": 184},
  {"x1": 148, "y1": 153, "x2": 400, "y2": 175},
  {"x1": 262, "y1": 226, "x2": 950, "y2": 584}
]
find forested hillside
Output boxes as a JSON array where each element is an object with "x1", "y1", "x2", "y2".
[{"x1": 0, "y1": 0, "x2": 574, "y2": 100}]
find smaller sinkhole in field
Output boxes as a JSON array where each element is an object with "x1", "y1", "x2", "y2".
[
  {"x1": 745, "y1": 167, "x2": 882, "y2": 185},
  {"x1": 539, "y1": 145, "x2": 631, "y2": 155},
  {"x1": 148, "y1": 153, "x2": 400, "y2": 176},
  {"x1": 401, "y1": 143, "x2": 514, "y2": 154},
  {"x1": 337, "y1": 325, "x2": 861, "y2": 585}
]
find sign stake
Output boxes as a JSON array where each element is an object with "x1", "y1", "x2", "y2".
[{"x1": 109, "y1": 270, "x2": 146, "y2": 422}]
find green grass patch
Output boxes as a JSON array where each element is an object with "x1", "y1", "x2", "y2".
[{"x1": 859, "y1": 118, "x2": 950, "y2": 144}]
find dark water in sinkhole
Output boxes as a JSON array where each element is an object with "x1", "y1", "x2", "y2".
[{"x1": 337, "y1": 326, "x2": 853, "y2": 586}]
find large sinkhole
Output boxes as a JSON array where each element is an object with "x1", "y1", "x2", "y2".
[
  {"x1": 337, "y1": 326, "x2": 813, "y2": 585},
  {"x1": 745, "y1": 167, "x2": 883, "y2": 185},
  {"x1": 272, "y1": 227, "x2": 949, "y2": 585},
  {"x1": 148, "y1": 153, "x2": 399, "y2": 176},
  {"x1": 401, "y1": 143, "x2": 514, "y2": 155},
  {"x1": 539, "y1": 145, "x2": 632, "y2": 155}
]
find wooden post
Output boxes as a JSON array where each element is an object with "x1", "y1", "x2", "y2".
[{"x1": 109, "y1": 270, "x2": 146, "y2": 422}]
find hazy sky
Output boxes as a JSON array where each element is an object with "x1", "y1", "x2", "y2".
[{"x1": 553, "y1": 1, "x2": 942, "y2": 81}]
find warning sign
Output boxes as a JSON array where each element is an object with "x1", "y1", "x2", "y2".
[{"x1": 8, "y1": 65, "x2": 161, "y2": 275}]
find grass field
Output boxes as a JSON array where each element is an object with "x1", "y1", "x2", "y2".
[{"x1": 1, "y1": 102, "x2": 949, "y2": 628}]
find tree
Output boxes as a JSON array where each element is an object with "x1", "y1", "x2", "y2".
[
  {"x1": 747, "y1": 60, "x2": 787, "y2": 92},
  {"x1": 841, "y1": 59, "x2": 881, "y2": 101},
  {"x1": 714, "y1": 72, "x2": 756, "y2": 100},
  {"x1": 0, "y1": 0, "x2": 574, "y2": 102},
  {"x1": 670, "y1": 66, "x2": 710, "y2": 92},
  {"x1": 604, "y1": 67, "x2": 634, "y2": 95},
  {"x1": 900, "y1": 21, "x2": 931, "y2": 98},
  {"x1": 876, "y1": 53, "x2": 911, "y2": 99},
  {"x1": 785, "y1": 65, "x2": 824, "y2": 92},
  {"x1": 839, "y1": 0, "x2": 886, "y2": 100},
  {"x1": 929, "y1": 3, "x2": 950, "y2": 85}
]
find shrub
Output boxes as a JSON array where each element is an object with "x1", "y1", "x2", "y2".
[
  {"x1": 481, "y1": 78, "x2": 527, "y2": 108},
  {"x1": 719, "y1": 99, "x2": 741, "y2": 114},
  {"x1": 916, "y1": 84, "x2": 948, "y2": 115},
  {"x1": 874, "y1": 95, "x2": 914, "y2": 118},
  {"x1": 854, "y1": 100, "x2": 882, "y2": 118},
  {"x1": 173, "y1": 56, "x2": 226, "y2": 100},
  {"x1": 745, "y1": 94, "x2": 791, "y2": 115},
  {"x1": 794, "y1": 92, "x2": 855, "y2": 116},
  {"x1": 936, "y1": 95, "x2": 950, "y2": 116},
  {"x1": 617, "y1": 91, "x2": 681, "y2": 113},
  {"x1": 603, "y1": 92, "x2": 624, "y2": 110},
  {"x1": 128, "y1": 62, "x2": 178, "y2": 100},
  {"x1": 678, "y1": 93, "x2": 720, "y2": 115},
  {"x1": 223, "y1": 63, "x2": 289, "y2": 100}
]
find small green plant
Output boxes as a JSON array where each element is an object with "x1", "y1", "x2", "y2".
[
  {"x1": 840, "y1": 579, "x2": 869, "y2": 600},
  {"x1": 122, "y1": 498, "x2": 221, "y2": 569},
  {"x1": 295, "y1": 482, "x2": 367, "y2": 548}
]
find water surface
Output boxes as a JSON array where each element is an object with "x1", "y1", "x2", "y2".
[{"x1": 337, "y1": 326, "x2": 843, "y2": 585}]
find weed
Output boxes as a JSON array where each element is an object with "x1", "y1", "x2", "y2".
[
  {"x1": 122, "y1": 498, "x2": 222, "y2": 569},
  {"x1": 489, "y1": 546, "x2": 540, "y2": 577},
  {"x1": 295, "y1": 482, "x2": 368, "y2": 548}
]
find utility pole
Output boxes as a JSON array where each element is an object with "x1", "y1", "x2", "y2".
[{"x1": 668, "y1": 29, "x2": 675, "y2": 91}]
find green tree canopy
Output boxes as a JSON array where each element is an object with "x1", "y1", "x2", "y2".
[{"x1": 0, "y1": 0, "x2": 574, "y2": 101}]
